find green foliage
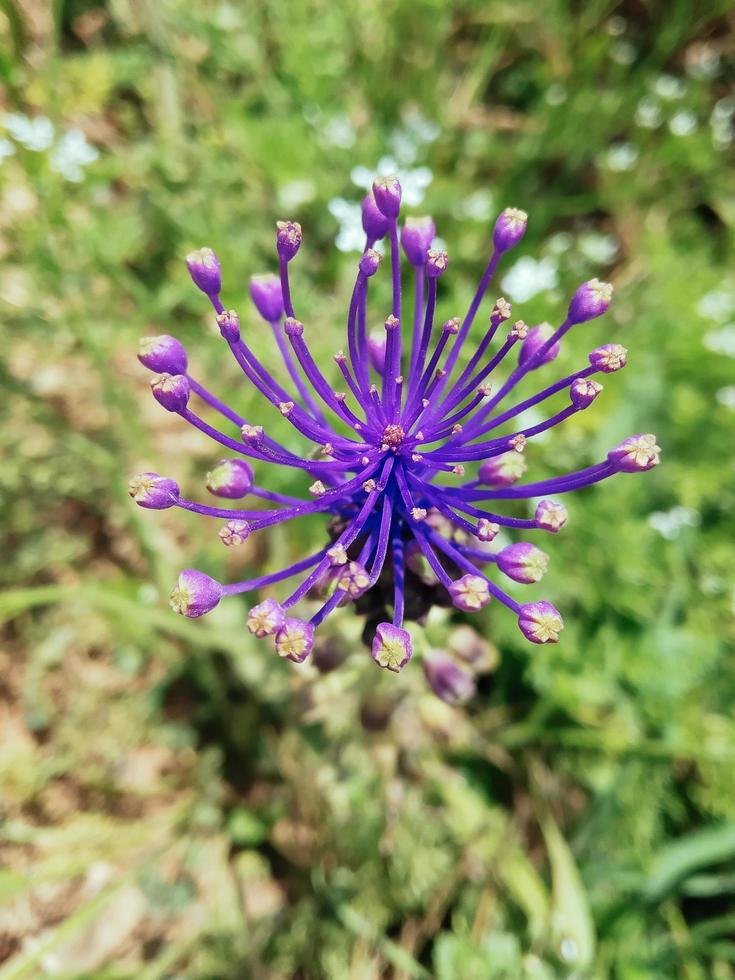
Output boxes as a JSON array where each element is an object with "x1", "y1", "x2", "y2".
[{"x1": 0, "y1": 0, "x2": 734, "y2": 976}]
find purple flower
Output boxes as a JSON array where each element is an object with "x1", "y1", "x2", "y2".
[
  {"x1": 401, "y1": 216, "x2": 436, "y2": 267},
  {"x1": 138, "y1": 335, "x2": 188, "y2": 375},
  {"x1": 372, "y1": 623, "x2": 412, "y2": 672},
  {"x1": 249, "y1": 274, "x2": 284, "y2": 322},
  {"x1": 361, "y1": 193, "x2": 390, "y2": 241},
  {"x1": 493, "y1": 207, "x2": 528, "y2": 253},
  {"x1": 206, "y1": 458, "x2": 254, "y2": 498},
  {"x1": 133, "y1": 178, "x2": 659, "y2": 665},
  {"x1": 186, "y1": 248, "x2": 221, "y2": 296},
  {"x1": 170, "y1": 569, "x2": 223, "y2": 618},
  {"x1": 128, "y1": 472, "x2": 180, "y2": 510},
  {"x1": 423, "y1": 653, "x2": 476, "y2": 704},
  {"x1": 150, "y1": 373, "x2": 190, "y2": 413},
  {"x1": 518, "y1": 323, "x2": 561, "y2": 369}
]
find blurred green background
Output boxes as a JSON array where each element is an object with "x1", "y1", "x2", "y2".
[{"x1": 1, "y1": 1, "x2": 735, "y2": 977}]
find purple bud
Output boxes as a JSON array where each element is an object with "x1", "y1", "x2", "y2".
[
  {"x1": 206, "y1": 458, "x2": 254, "y2": 498},
  {"x1": 241, "y1": 424, "x2": 264, "y2": 444},
  {"x1": 371, "y1": 622, "x2": 412, "y2": 673},
  {"x1": 518, "y1": 601, "x2": 564, "y2": 644},
  {"x1": 361, "y1": 193, "x2": 390, "y2": 240},
  {"x1": 359, "y1": 248, "x2": 382, "y2": 277},
  {"x1": 185, "y1": 248, "x2": 221, "y2": 296},
  {"x1": 493, "y1": 207, "x2": 528, "y2": 253},
  {"x1": 568, "y1": 278, "x2": 613, "y2": 324},
  {"x1": 426, "y1": 249, "x2": 449, "y2": 279},
  {"x1": 589, "y1": 343, "x2": 628, "y2": 373},
  {"x1": 476, "y1": 519, "x2": 500, "y2": 542},
  {"x1": 275, "y1": 617, "x2": 314, "y2": 663},
  {"x1": 448, "y1": 574, "x2": 491, "y2": 612},
  {"x1": 138, "y1": 335, "x2": 188, "y2": 375},
  {"x1": 284, "y1": 317, "x2": 304, "y2": 338},
  {"x1": 496, "y1": 542, "x2": 549, "y2": 584},
  {"x1": 150, "y1": 373, "x2": 190, "y2": 413},
  {"x1": 249, "y1": 274, "x2": 284, "y2": 322},
  {"x1": 128, "y1": 472, "x2": 180, "y2": 510},
  {"x1": 535, "y1": 499, "x2": 568, "y2": 533},
  {"x1": 368, "y1": 331, "x2": 387, "y2": 373},
  {"x1": 448, "y1": 625, "x2": 499, "y2": 671},
  {"x1": 400, "y1": 216, "x2": 436, "y2": 267},
  {"x1": 607, "y1": 433, "x2": 661, "y2": 473},
  {"x1": 518, "y1": 323, "x2": 561, "y2": 368},
  {"x1": 217, "y1": 309, "x2": 240, "y2": 342},
  {"x1": 247, "y1": 598, "x2": 286, "y2": 638},
  {"x1": 570, "y1": 377, "x2": 603, "y2": 409},
  {"x1": 478, "y1": 452, "x2": 527, "y2": 487},
  {"x1": 276, "y1": 220, "x2": 302, "y2": 262},
  {"x1": 219, "y1": 519, "x2": 251, "y2": 546},
  {"x1": 371, "y1": 175, "x2": 402, "y2": 219},
  {"x1": 170, "y1": 569, "x2": 222, "y2": 618},
  {"x1": 337, "y1": 561, "x2": 370, "y2": 599},
  {"x1": 423, "y1": 654, "x2": 476, "y2": 705}
]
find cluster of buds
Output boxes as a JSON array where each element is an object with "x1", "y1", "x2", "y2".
[{"x1": 131, "y1": 173, "x2": 659, "y2": 683}]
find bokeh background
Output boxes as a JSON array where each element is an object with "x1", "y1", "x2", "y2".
[{"x1": 1, "y1": 1, "x2": 735, "y2": 977}]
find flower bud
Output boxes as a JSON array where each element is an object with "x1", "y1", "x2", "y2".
[
  {"x1": 284, "y1": 317, "x2": 304, "y2": 337},
  {"x1": 426, "y1": 249, "x2": 448, "y2": 279},
  {"x1": 275, "y1": 617, "x2": 314, "y2": 663},
  {"x1": 217, "y1": 309, "x2": 240, "y2": 342},
  {"x1": 138, "y1": 335, "x2": 188, "y2": 375},
  {"x1": 448, "y1": 625, "x2": 499, "y2": 671},
  {"x1": 475, "y1": 519, "x2": 500, "y2": 542},
  {"x1": 371, "y1": 175, "x2": 402, "y2": 218},
  {"x1": 607, "y1": 433, "x2": 661, "y2": 472},
  {"x1": 518, "y1": 323, "x2": 560, "y2": 368},
  {"x1": 589, "y1": 343, "x2": 627, "y2": 373},
  {"x1": 150, "y1": 373, "x2": 190, "y2": 413},
  {"x1": 276, "y1": 220, "x2": 302, "y2": 261},
  {"x1": 400, "y1": 216, "x2": 436, "y2": 267},
  {"x1": 170, "y1": 569, "x2": 222, "y2": 618},
  {"x1": 493, "y1": 207, "x2": 528, "y2": 253},
  {"x1": 570, "y1": 377, "x2": 603, "y2": 409},
  {"x1": 206, "y1": 458, "x2": 254, "y2": 498},
  {"x1": 186, "y1": 248, "x2": 221, "y2": 295},
  {"x1": 535, "y1": 499, "x2": 567, "y2": 533},
  {"x1": 361, "y1": 193, "x2": 390, "y2": 240},
  {"x1": 448, "y1": 574, "x2": 491, "y2": 611},
  {"x1": 359, "y1": 248, "x2": 381, "y2": 277},
  {"x1": 247, "y1": 599, "x2": 286, "y2": 638},
  {"x1": 518, "y1": 601, "x2": 563, "y2": 644},
  {"x1": 249, "y1": 273, "x2": 284, "y2": 322},
  {"x1": 241, "y1": 424, "x2": 264, "y2": 444},
  {"x1": 478, "y1": 452, "x2": 527, "y2": 487},
  {"x1": 496, "y1": 542, "x2": 549, "y2": 584},
  {"x1": 371, "y1": 622, "x2": 412, "y2": 672},
  {"x1": 337, "y1": 561, "x2": 370, "y2": 600},
  {"x1": 219, "y1": 519, "x2": 251, "y2": 546},
  {"x1": 568, "y1": 278, "x2": 613, "y2": 323},
  {"x1": 128, "y1": 472, "x2": 179, "y2": 510},
  {"x1": 368, "y1": 331, "x2": 387, "y2": 374},
  {"x1": 423, "y1": 653, "x2": 476, "y2": 705}
]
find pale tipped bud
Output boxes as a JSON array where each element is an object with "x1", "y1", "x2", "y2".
[
  {"x1": 608, "y1": 433, "x2": 661, "y2": 472},
  {"x1": 275, "y1": 617, "x2": 314, "y2": 663},
  {"x1": 129, "y1": 472, "x2": 180, "y2": 510},
  {"x1": 138, "y1": 335, "x2": 188, "y2": 375},
  {"x1": 170, "y1": 569, "x2": 222, "y2": 618},
  {"x1": 217, "y1": 309, "x2": 240, "y2": 342},
  {"x1": 206, "y1": 458, "x2": 254, "y2": 498},
  {"x1": 589, "y1": 343, "x2": 628, "y2": 373},
  {"x1": 518, "y1": 601, "x2": 564, "y2": 644},
  {"x1": 493, "y1": 207, "x2": 528, "y2": 253},
  {"x1": 150, "y1": 373, "x2": 190, "y2": 413},
  {"x1": 186, "y1": 247, "x2": 221, "y2": 295},
  {"x1": 534, "y1": 499, "x2": 568, "y2": 533},
  {"x1": 400, "y1": 216, "x2": 436, "y2": 267},
  {"x1": 496, "y1": 542, "x2": 549, "y2": 584},
  {"x1": 371, "y1": 175, "x2": 402, "y2": 218},
  {"x1": 276, "y1": 220, "x2": 302, "y2": 261},
  {"x1": 568, "y1": 278, "x2": 613, "y2": 323},
  {"x1": 570, "y1": 377, "x2": 603, "y2": 409},
  {"x1": 371, "y1": 623, "x2": 412, "y2": 673},
  {"x1": 247, "y1": 599, "x2": 286, "y2": 638},
  {"x1": 448, "y1": 574, "x2": 491, "y2": 612}
]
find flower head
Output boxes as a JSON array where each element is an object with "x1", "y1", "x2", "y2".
[{"x1": 134, "y1": 176, "x2": 658, "y2": 670}]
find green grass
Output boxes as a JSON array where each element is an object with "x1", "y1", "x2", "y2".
[{"x1": 1, "y1": 1, "x2": 734, "y2": 976}]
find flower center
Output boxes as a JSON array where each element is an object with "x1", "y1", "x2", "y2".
[{"x1": 381, "y1": 423, "x2": 405, "y2": 449}]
